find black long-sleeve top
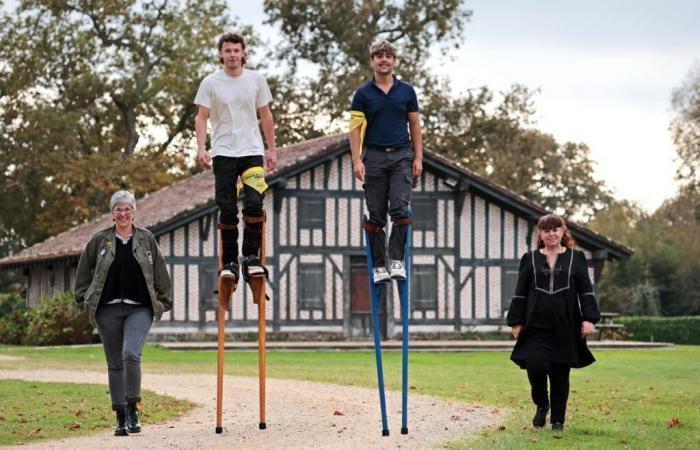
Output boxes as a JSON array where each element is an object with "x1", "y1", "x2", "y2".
[
  {"x1": 506, "y1": 248, "x2": 601, "y2": 369},
  {"x1": 99, "y1": 237, "x2": 151, "y2": 307}
]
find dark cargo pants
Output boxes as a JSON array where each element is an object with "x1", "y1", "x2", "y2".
[
  {"x1": 212, "y1": 155, "x2": 265, "y2": 266},
  {"x1": 362, "y1": 147, "x2": 413, "y2": 267}
]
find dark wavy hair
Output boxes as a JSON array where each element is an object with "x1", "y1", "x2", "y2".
[
  {"x1": 535, "y1": 214, "x2": 576, "y2": 249},
  {"x1": 218, "y1": 33, "x2": 247, "y2": 65}
]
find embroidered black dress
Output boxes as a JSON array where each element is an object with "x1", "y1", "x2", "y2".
[{"x1": 506, "y1": 249, "x2": 601, "y2": 369}]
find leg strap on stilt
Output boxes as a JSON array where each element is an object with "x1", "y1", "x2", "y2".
[
  {"x1": 217, "y1": 223, "x2": 236, "y2": 230},
  {"x1": 242, "y1": 210, "x2": 269, "y2": 284},
  {"x1": 242, "y1": 210, "x2": 267, "y2": 224},
  {"x1": 363, "y1": 222, "x2": 384, "y2": 233},
  {"x1": 392, "y1": 217, "x2": 412, "y2": 225}
]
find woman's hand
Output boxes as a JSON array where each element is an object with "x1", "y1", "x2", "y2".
[
  {"x1": 581, "y1": 320, "x2": 595, "y2": 338},
  {"x1": 511, "y1": 324, "x2": 523, "y2": 339}
]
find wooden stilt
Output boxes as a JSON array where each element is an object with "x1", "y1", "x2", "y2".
[
  {"x1": 249, "y1": 214, "x2": 268, "y2": 429},
  {"x1": 216, "y1": 229, "x2": 236, "y2": 434}
]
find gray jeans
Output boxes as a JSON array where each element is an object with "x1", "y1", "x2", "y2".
[
  {"x1": 362, "y1": 147, "x2": 413, "y2": 266},
  {"x1": 95, "y1": 304, "x2": 153, "y2": 410}
]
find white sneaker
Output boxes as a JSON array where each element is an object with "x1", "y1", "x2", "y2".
[
  {"x1": 372, "y1": 267, "x2": 391, "y2": 284},
  {"x1": 389, "y1": 260, "x2": 406, "y2": 280},
  {"x1": 219, "y1": 262, "x2": 239, "y2": 282}
]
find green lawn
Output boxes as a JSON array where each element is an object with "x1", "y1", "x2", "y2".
[
  {"x1": 0, "y1": 379, "x2": 190, "y2": 446},
  {"x1": 1, "y1": 344, "x2": 698, "y2": 449}
]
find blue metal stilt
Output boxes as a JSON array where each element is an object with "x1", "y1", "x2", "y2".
[
  {"x1": 363, "y1": 214, "x2": 389, "y2": 436},
  {"x1": 396, "y1": 223, "x2": 411, "y2": 434}
]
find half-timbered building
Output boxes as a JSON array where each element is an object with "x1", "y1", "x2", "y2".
[{"x1": 0, "y1": 134, "x2": 632, "y2": 338}]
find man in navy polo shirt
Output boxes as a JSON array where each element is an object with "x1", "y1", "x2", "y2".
[{"x1": 349, "y1": 40, "x2": 423, "y2": 283}]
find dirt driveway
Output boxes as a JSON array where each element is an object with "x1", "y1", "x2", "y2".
[{"x1": 0, "y1": 368, "x2": 506, "y2": 449}]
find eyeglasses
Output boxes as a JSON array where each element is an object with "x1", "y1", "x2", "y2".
[{"x1": 113, "y1": 208, "x2": 134, "y2": 215}]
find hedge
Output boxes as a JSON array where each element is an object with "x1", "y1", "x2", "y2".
[
  {"x1": 617, "y1": 316, "x2": 700, "y2": 344},
  {"x1": 0, "y1": 291, "x2": 93, "y2": 346}
]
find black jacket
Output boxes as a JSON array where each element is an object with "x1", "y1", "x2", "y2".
[{"x1": 506, "y1": 248, "x2": 601, "y2": 369}]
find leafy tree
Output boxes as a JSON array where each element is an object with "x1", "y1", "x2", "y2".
[
  {"x1": 264, "y1": 0, "x2": 611, "y2": 219},
  {"x1": 671, "y1": 62, "x2": 700, "y2": 187},
  {"x1": 264, "y1": 0, "x2": 471, "y2": 135},
  {"x1": 0, "y1": 0, "x2": 242, "y2": 250},
  {"x1": 591, "y1": 190, "x2": 700, "y2": 317},
  {"x1": 588, "y1": 200, "x2": 646, "y2": 314},
  {"x1": 633, "y1": 281, "x2": 660, "y2": 316}
]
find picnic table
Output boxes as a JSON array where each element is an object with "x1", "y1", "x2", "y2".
[{"x1": 595, "y1": 312, "x2": 624, "y2": 340}]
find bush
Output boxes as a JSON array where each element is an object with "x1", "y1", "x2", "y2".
[
  {"x1": 617, "y1": 316, "x2": 700, "y2": 344},
  {"x1": 0, "y1": 292, "x2": 28, "y2": 344},
  {"x1": 23, "y1": 292, "x2": 93, "y2": 346}
]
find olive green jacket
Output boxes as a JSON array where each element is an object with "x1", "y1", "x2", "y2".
[{"x1": 74, "y1": 225, "x2": 172, "y2": 326}]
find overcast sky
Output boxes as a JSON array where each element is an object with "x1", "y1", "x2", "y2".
[
  {"x1": 4, "y1": 1, "x2": 697, "y2": 211},
  {"x1": 235, "y1": 1, "x2": 699, "y2": 212}
]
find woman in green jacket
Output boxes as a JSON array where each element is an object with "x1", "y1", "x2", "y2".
[{"x1": 74, "y1": 190, "x2": 172, "y2": 436}]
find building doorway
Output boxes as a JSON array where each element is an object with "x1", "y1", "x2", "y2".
[{"x1": 349, "y1": 255, "x2": 387, "y2": 339}]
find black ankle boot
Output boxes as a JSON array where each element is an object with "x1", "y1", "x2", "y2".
[
  {"x1": 126, "y1": 401, "x2": 141, "y2": 433},
  {"x1": 115, "y1": 406, "x2": 128, "y2": 436},
  {"x1": 532, "y1": 404, "x2": 549, "y2": 428}
]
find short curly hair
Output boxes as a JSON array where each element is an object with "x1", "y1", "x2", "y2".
[
  {"x1": 369, "y1": 40, "x2": 398, "y2": 58},
  {"x1": 217, "y1": 32, "x2": 247, "y2": 65}
]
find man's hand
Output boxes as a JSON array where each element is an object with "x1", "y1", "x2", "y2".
[
  {"x1": 353, "y1": 160, "x2": 365, "y2": 182},
  {"x1": 266, "y1": 148, "x2": 277, "y2": 171},
  {"x1": 581, "y1": 321, "x2": 595, "y2": 338},
  {"x1": 511, "y1": 324, "x2": 523, "y2": 339},
  {"x1": 413, "y1": 158, "x2": 423, "y2": 178},
  {"x1": 199, "y1": 149, "x2": 212, "y2": 169}
]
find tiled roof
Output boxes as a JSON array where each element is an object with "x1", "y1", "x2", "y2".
[
  {"x1": 425, "y1": 151, "x2": 633, "y2": 258},
  {"x1": 0, "y1": 132, "x2": 632, "y2": 267},
  {"x1": 0, "y1": 134, "x2": 346, "y2": 267}
]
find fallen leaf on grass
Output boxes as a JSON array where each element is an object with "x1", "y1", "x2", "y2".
[
  {"x1": 666, "y1": 418, "x2": 681, "y2": 428},
  {"x1": 67, "y1": 422, "x2": 81, "y2": 430},
  {"x1": 498, "y1": 426, "x2": 506, "y2": 431},
  {"x1": 18, "y1": 418, "x2": 27, "y2": 424},
  {"x1": 26, "y1": 428, "x2": 41, "y2": 438},
  {"x1": 333, "y1": 410, "x2": 344, "y2": 416},
  {"x1": 530, "y1": 438, "x2": 539, "y2": 443}
]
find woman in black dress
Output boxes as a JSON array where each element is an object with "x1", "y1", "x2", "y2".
[{"x1": 506, "y1": 214, "x2": 600, "y2": 432}]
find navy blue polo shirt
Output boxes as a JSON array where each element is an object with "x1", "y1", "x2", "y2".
[{"x1": 350, "y1": 76, "x2": 419, "y2": 148}]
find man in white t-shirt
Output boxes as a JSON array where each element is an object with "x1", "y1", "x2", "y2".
[{"x1": 194, "y1": 32, "x2": 277, "y2": 282}]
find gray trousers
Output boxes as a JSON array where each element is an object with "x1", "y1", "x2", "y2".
[
  {"x1": 95, "y1": 304, "x2": 153, "y2": 410},
  {"x1": 362, "y1": 148, "x2": 413, "y2": 266}
]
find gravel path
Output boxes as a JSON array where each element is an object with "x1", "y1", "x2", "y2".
[{"x1": 0, "y1": 368, "x2": 506, "y2": 449}]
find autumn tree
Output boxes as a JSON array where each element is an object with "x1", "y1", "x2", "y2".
[
  {"x1": 671, "y1": 62, "x2": 700, "y2": 187},
  {"x1": 264, "y1": 0, "x2": 611, "y2": 219},
  {"x1": 0, "y1": 0, "x2": 242, "y2": 249}
]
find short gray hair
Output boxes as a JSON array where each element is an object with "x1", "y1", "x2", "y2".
[
  {"x1": 110, "y1": 190, "x2": 136, "y2": 211},
  {"x1": 369, "y1": 40, "x2": 398, "y2": 58}
]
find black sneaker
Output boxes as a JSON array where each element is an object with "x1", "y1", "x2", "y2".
[
  {"x1": 552, "y1": 422, "x2": 564, "y2": 432},
  {"x1": 219, "y1": 261, "x2": 239, "y2": 282},
  {"x1": 532, "y1": 404, "x2": 549, "y2": 428},
  {"x1": 243, "y1": 255, "x2": 267, "y2": 280}
]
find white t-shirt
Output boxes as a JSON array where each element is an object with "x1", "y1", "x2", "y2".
[{"x1": 194, "y1": 68, "x2": 273, "y2": 157}]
